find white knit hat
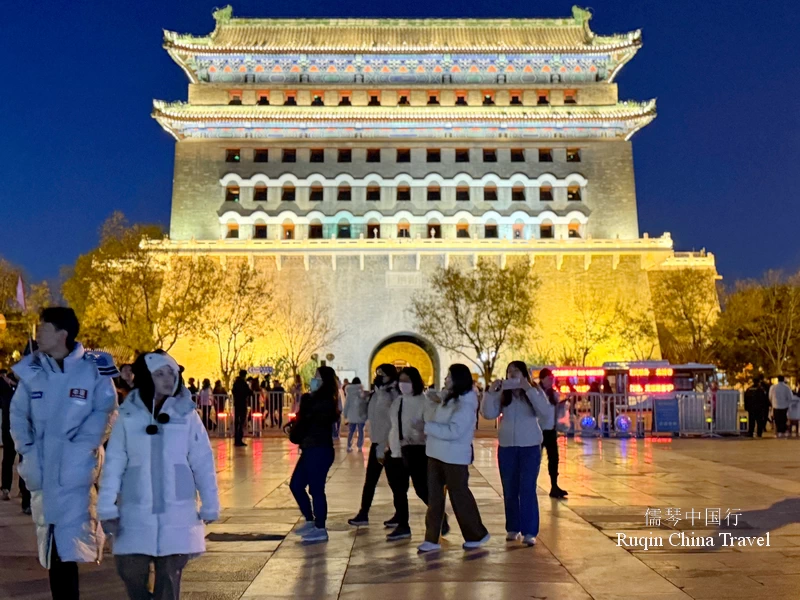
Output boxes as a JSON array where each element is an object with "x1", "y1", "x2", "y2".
[{"x1": 144, "y1": 352, "x2": 180, "y2": 395}]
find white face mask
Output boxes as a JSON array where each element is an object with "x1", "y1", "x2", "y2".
[
  {"x1": 309, "y1": 378, "x2": 322, "y2": 392},
  {"x1": 398, "y1": 382, "x2": 414, "y2": 396}
]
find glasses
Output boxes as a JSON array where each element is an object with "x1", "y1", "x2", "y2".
[{"x1": 145, "y1": 412, "x2": 171, "y2": 435}]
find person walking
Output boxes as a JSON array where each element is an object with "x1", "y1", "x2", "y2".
[
  {"x1": 198, "y1": 379, "x2": 213, "y2": 430},
  {"x1": 343, "y1": 378, "x2": 368, "y2": 453},
  {"x1": 1, "y1": 370, "x2": 30, "y2": 512},
  {"x1": 418, "y1": 364, "x2": 489, "y2": 553},
  {"x1": 539, "y1": 368, "x2": 567, "y2": 498},
  {"x1": 744, "y1": 376, "x2": 770, "y2": 438},
  {"x1": 232, "y1": 370, "x2": 250, "y2": 447},
  {"x1": 98, "y1": 350, "x2": 219, "y2": 600},
  {"x1": 10, "y1": 307, "x2": 118, "y2": 600},
  {"x1": 289, "y1": 366, "x2": 340, "y2": 543},
  {"x1": 385, "y1": 366, "x2": 449, "y2": 541},
  {"x1": 348, "y1": 364, "x2": 400, "y2": 528},
  {"x1": 482, "y1": 361, "x2": 551, "y2": 546},
  {"x1": 769, "y1": 375, "x2": 793, "y2": 439}
]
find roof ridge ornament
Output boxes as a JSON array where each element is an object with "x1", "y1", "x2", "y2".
[
  {"x1": 572, "y1": 6, "x2": 592, "y2": 25},
  {"x1": 213, "y1": 5, "x2": 233, "y2": 24}
]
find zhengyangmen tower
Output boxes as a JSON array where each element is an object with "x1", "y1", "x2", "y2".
[{"x1": 151, "y1": 6, "x2": 716, "y2": 384}]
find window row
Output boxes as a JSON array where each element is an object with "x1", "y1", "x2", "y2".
[
  {"x1": 225, "y1": 147, "x2": 581, "y2": 164},
  {"x1": 227, "y1": 88, "x2": 578, "y2": 107},
  {"x1": 224, "y1": 184, "x2": 582, "y2": 203},
  {"x1": 224, "y1": 220, "x2": 583, "y2": 241}
]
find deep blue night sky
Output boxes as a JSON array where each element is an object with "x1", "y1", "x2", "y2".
[{"x1": 2, "y1": 0, "x2": 797, "y2": 283}]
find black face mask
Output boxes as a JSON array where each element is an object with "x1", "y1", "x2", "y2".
[{"x1": 373, "y1": 376, "x2": 383, "y2": 388}]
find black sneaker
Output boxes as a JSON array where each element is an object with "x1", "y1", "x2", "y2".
[
  {"x1": 383, "y1": 515, "x2": 399, "y2": 528},
  {"x1": 348, "y1": 513, "x2": 369, "y2": 527},
  {"x1": 22, "y1": 506, "x2": 31, "y2": 515},
  {"x1": 386, "y1": 526, "x2": 412, "y2": 541},
  {"x1": 234, "y1": 441, "x2": 247, "y2": 447},
  {"x1": 441, "y1": 514, "x2": 451, "y2": 536},
  {"x1": 549, "y1": 486, "x2": 568, "y2": 498}
]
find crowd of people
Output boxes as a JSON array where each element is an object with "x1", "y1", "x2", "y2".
[{"x1": 6, "y1": 305, "x2": 800, "y2": 599}]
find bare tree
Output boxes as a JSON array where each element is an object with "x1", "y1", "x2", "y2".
[
  {"x1": 203, "y1": 261, "x2": 273, "y2": 388},
  {"x1": 273, "y1": 289, "x2": 341, "y2": 381},
  {"x1": 617, "y1": 302, "x2": 659, "y2": 361},
  {"x1": 562, "y1": 286, "x2": 624, "y2": 366},
  {"x1": 651, "y1": 268, "x2": 719, "y2": 363},
  {"x1": 410, "y1": 259, "x2": 540, "y2": 383}
]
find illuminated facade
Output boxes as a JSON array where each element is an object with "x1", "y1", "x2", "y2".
[{"x1": 152, "y1": 6, "x2": 716, "y2": 382}]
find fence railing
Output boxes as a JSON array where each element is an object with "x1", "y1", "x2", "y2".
[{"x1": 193, "y1": 392, "x2": 299, "y2": 438}]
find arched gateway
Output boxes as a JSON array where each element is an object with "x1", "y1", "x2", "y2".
[{"x1": 369, "y1": 333, "x2": 440, "y2": 387}]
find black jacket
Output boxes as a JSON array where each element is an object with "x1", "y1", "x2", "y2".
[
  {"x1": 293, "y1": 392, "x2": 339, "y2": 448},
  {"x1": 0, "y1": 378, "x2": 15, "y2": 437},
  {"x1": 744, "y1": 385, "x2": 770, "y2": 412},
  {"x1": 232, "y1": 377, "x2": 251, "y2": 406}
]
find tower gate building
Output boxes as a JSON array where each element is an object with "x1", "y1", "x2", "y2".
[{"x1": 151, "y1": 6, "x2": 717, "y2": 384}]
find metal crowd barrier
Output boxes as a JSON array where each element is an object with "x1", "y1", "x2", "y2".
[
  {"x1": 199, "y1": 392, "x2": 299, "y2": 438},
  {"x1": 570, "y1": 393, "x2": 649, "y2": 438}
]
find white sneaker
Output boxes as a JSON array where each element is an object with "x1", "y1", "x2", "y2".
[
  {"x1": 417, "y1": 541, "x2": 442, "y2": 553},
  {"x1": 522, "y1": 535, "x2": 537, "y2": 546},
  {"x1": 463, "y1": 534, "x2": 491, "y2": 550},
  {"x1": 301, "y1": 527, "x2": 329, "y2": 543},
  {"x1": 293, "y1": 521, "x2": 316, "y2": 536},
  {"x1": 506, "y1": 532, "x2": 520, "y2": 542}
]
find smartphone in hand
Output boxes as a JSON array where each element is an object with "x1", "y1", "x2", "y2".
[{"x1": 502, "y1": 379, "x2": 523, "y2": 391}]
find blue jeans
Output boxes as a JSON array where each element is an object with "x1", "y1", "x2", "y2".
[
  {"x1": 498, "y1": 445, "x2": 542, "y2": 537},
  {"x1": 347, "y1": 423, "x2": 365, "y2": 449},
  {"x1": 290, "y1": 446, "x2": 335, "y2": 528}
]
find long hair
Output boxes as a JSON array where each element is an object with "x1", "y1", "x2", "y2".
[
  {"x1": 444, "y1": 363, "x2": 474, "y2": 404},
  {"x1": 313, "y1": 365, "x2": 340, "y2": 411},
  {"x1": 132, "y1": 350, "x2": 184, "y2": 407},
  {"x1": 399, "y1": 366, "x2": 425, "y2": 396},
  {"x1": 502, "y1": 360, "x2": 536, "y2": 407},
  {"x1": 376, "y1": 363, "x2": 399, "y2": 386}
]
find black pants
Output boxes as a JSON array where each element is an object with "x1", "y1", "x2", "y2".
[
  {"x1": 2, "y1": 432, "x2": 29, "y2": 501},
  {"x1": 358, "y1": 443, "x2": 392, "y2": 516},
  {"x1": 270, "y1": 396, "x2": 283, "y2": 428},
  {"x1": 425, "y1": 458, "x2": 487, "y2": 544},
  {"x1": 384, "y1": 456, "x2": 409, "y2": 527},
  {"x1": 774, "y1": 408, "x2": 789, "y2": 434},
  {"x1": 116, "y1": 554, "x2": 189, "y2": 600},
  {"x1": 541, "y1": 429, "x2": 560, "y2": 488},
  {"x1": 234, "y1": 402, "x2": 247, "y2": 443},
  {"x1": 49, "y1": 535, "x2": 79, "y2": 600},
  {"x1": 401, "y1": 445, "x2": 430, "y2": 505},
  {"x1": 747, "y1": 408, "x2": 768, "y2": 437},
  {"x1": 201, "y1": 406, "x2": 212, "y2": 430}
]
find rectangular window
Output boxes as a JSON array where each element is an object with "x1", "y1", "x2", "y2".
[
  {"x1": 338, "y1": 149, "x2": 352, "y2": 163},
  {"x1": 568, "y1": 186, "x2": 582, "y2": 201},
  {"x1": 512, "y1": 186, "x2": 526, "y2": 201},
  {"x1": 398, "y1": 94, "x2": 410, "y2": 106},
  {"x1": 283, "y1": 224, "x2": 295, "y2": 240},
  {"x1": 482, "y1": 91, "x2": 495, "y2": 105},
  {"x1": 427, "y1": 186, "x2": 441, "y2": 201},
  {"x1": 309, "y1": 224, "x2": 324, "y2": 239},
  {"x1": 257, "y1": 92, "x2": 269, "y2": 106},
  {"x1": 396, "y1": 148, "x2": 411, "y2": 163},
  {"x1": 484, "y1": 187, "x2": 498, "y2": 201},
  {"x1": 368, "y1": 91, "x2": 381, "y2": 106},
  {"x1": 283, "y1": 92, "x2": 297, "y2": 106},
  {"x1": 254, "y1": 149, "x2": 269, "y2": 163},
  {"x1": 510, "y1": 149, "x2": 525, "y2": 162},
  {"x1": 397, "y1": 186, "x2": 411, "y2": 201},
  {"x1": 254, "y1": 224, "x2": 268, "y2": 239},
  {"x1": 226, "y1": 224, "x2": 239, "y2": 239},
  {"x1": 228, "y1": 91, "x2": 242, "y2": 105},
  {"x1": 310, "y1": 149, "x2": 325, "y2": 163},
  {"x1": 427, "y1": 149, "x2": 441, "y2": 163},
  {"x1": 282, "y1": 186, "x2": 295, "y2": 202},
  {"x1": 367, "y1": 186, "x2": 381, "y2": 201},
  {"x1": 226, "y1": 186, "x2": 240, "y2": 202},
  {"x1": 540, "y1": 186, "x2": 553, "y2": 201},
  {"x1": 366, "y1": 148, "x2": 381, "y2": 163},
  {"x1": 338, "y1": 186, "x2": 351, "y2": 201},
  {"x1": 455, "y1": 149, "x2": 470, "y2": 163},
  {"x1": 537, "y1": 91, "x2": 550, "y2": 105},
  {"x1": 538, "y1": 148, "x2": 553, "y2": 162},
  {"x1": 483, "y1": 149, "x2": 497, "y2": 163},
  {"x1": 457, "y1": 225, "x2": 470, "y2": 238},
  {"x1": 540, "y1": 224, "x2": 554, "y2": 239},
  {"x1": 510, "y1": 91, "x2": 523, "y2": 105},
  {"x1": 456, "y1": 186, "x2": 470, "y2": 201},
  {"x1": 311, "y1": 92, "x2": 324, "y2": 106},
  {"x1": 225, "y1": 149, "x2": 241, "y2": 163},
  {"x1": 254, "y1": 186, "x2": 268, "y2": 202},
  {"x1": 427, "y1": 92, "x2": 440, "y2": 105},
  {"x1": 367, "y1": 223, "x2": 381, "y2": 238},
  {"x1": 338, "y1": 93, "x2": 352, "y2": 106},
  {"x1": 309, "y1": 186, "x2": 324, "y2": 201},
  {"x1": 282, "y1": 149, "x2": 296, "y2": 163},
  {"x1": 337, "y1": 224, "x2": 351, "y2": 239},
  {"x1": 455, "y1": 92, "x2": 468, "y2": 106},
  {"x1": 567, "y1": 148, "x2": 581, "y2": 163},
  {"x1": 398, "y1": 224, "x2": 410, "y2": 238},
  {"x1": 485, "y1": 225, "x2": 499, "y2": 238},
  {"x1": 564, "y1": 90, "x2": 578, "y2": 105}
]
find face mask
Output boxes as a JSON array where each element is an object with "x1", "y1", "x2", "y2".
[
  {"x1": 398, "y1": 382, "x2": 414, "y2": 396},
  {"x1": 309, "y1": 378, "x2": 322, "y2": 392}
]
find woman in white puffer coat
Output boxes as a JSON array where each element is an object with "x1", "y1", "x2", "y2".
[{"x1": 98, "y1": 351, "x2": 219, "y2": 600}]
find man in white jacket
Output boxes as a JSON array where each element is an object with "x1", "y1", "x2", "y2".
[
  {"x1": 11, "y1": 307, "x2": 118, "y2": 600},
  {"x1": 769, "y1": 376, "x2": 794, "y2": 438}
]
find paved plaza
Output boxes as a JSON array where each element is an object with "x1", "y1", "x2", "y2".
[{"x1": 1, "y1": 433, "x2": 799, "y2": 599}]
